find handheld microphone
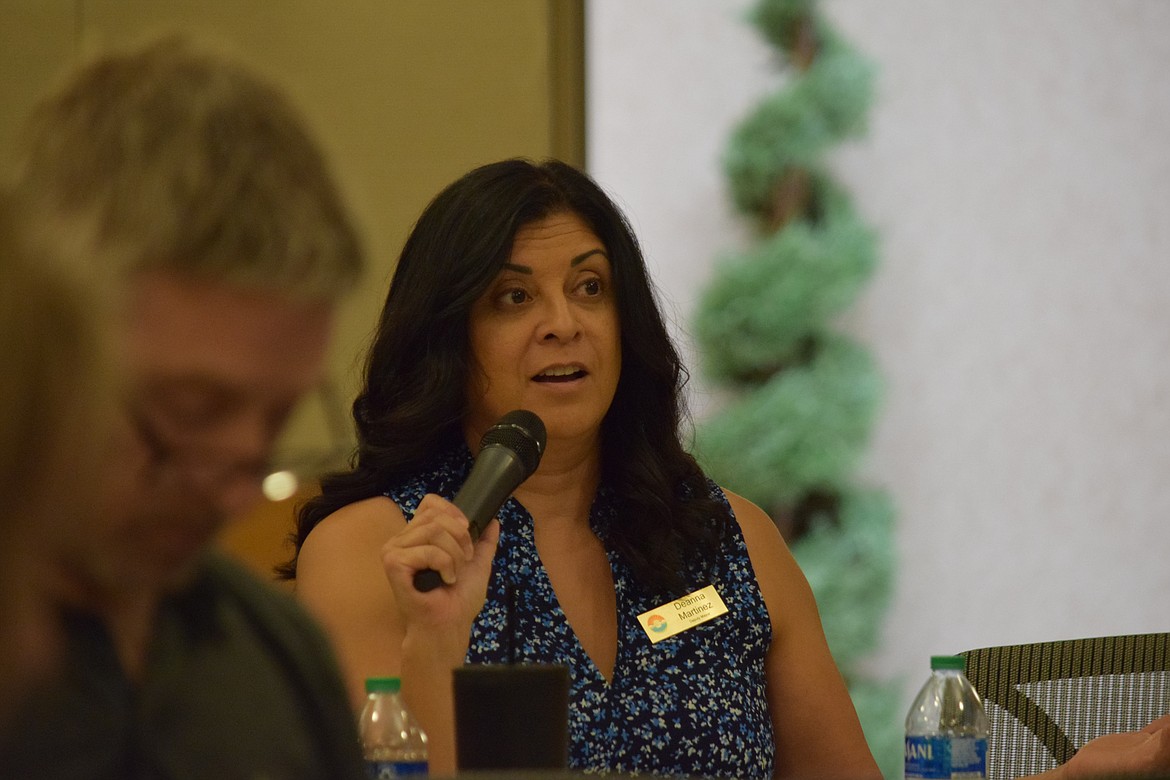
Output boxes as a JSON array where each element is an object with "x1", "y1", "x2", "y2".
[{"x1": 412, "y1": 409, "x2": 546, "y2": 592}]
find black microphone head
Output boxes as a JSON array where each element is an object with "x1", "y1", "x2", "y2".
[{"x1": 480, "y1": 409, "x2": 546, "y2": 476}]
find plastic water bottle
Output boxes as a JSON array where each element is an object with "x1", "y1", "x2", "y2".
[
  {"x1": 359, "y1": 677, "x2": 429, "y2": 778},
  {"x1": 905, "y1": 655, "x2": 989, "y2": 780}
]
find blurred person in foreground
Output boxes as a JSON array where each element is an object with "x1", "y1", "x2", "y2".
[
  {"x1": 0, "y1": 195, "x2": 111, "y2": 723},
  {"x1": 0, "y1": 37, "x2": 365, "y2": 777}
]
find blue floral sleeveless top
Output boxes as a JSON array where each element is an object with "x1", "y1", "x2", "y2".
[{"x1": 385, "y1": 445, "x2": 775, "y2": 779}]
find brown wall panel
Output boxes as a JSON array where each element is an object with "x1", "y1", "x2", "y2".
[{"x1": 0, "y1": 0, "x2": 584, "y2": 580}]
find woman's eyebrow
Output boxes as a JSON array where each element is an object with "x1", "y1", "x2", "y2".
[
  {"x1": 501, "y1": 249, "x2": 607, "y2": 274},
  {"x1": 571, "y1": 249, "x2": 608, "y2": 266}
]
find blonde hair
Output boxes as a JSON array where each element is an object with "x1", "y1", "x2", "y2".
[
  {"x1": 0, "y1": 194, "x2": 112, "y2": 530},
  {"x1": 9, "y1": 35, "x2": 362, "y2": 300},
  {"x1": 0, "y1": 192, "x2": 115, "y2": 716}
]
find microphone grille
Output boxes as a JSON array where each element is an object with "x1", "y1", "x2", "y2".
[{"x1": 480, "y1": 409, "x2": 547, "y2": 475}]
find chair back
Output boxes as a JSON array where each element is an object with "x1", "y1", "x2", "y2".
[{"x1": 960, "y1": 633, "x2": 1169, "y2": 780}]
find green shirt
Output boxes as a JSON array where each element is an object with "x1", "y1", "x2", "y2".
[{"x1": 0, "y1": 554, "x2": 363, "y2": 779}]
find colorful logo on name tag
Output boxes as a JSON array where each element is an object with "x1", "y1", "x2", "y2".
[{"x1": 636, "y1": 585, "x2": 729, "y2": 644}]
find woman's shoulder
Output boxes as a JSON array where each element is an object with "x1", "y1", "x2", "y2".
[
  {"x1": 679, "y1": 479, "x2": 781, "y2": 564},
  {"x1": 712, "y1": 486, "x2": 777, "y2": 545},
  {"x1": 716, "y1": 485, "x2": 817, "y2": 634},
  {"x1": 294, "y1": 496, "x2": 406, "y2": 630},
  {"x1": 300, "y1": 495, "x2": 404, "y2": 563},
  {"x1": 717, "y1": 487, "x2": 801, "y2": 579}
]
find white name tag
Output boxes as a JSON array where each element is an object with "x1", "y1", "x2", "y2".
[{"x1": 636, "y1": 584, "x2": 729, "y2": 644}]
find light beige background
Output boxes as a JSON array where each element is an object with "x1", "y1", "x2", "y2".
[
  {"x1": 6, "y1": 0, "x2": 1166, "y2": 720},
  {"x1": 588, "y1": 0, "x2": 1170, "y2": 709},
  {"x1": 0, "y1": 0, "x2": 582, "y2": 440},
  {"x1": 0, "y1": 0, "x2": 582, "y2": 574}
]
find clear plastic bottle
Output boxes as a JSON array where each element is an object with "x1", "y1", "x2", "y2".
[
  {"x1": 905, "y1": 655, "x2": 989, "y2": 780},
  {"x1": 359, "y1": 676, "x2": 429, "y2": 779}
]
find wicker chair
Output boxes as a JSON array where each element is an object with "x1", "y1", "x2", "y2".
[{"x1": 959, "y1": 633, "x2": 1169, "y2": 779}]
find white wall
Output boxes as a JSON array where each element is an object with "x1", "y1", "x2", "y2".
[{"x1": 587, "y1": 0, "x2": 1170, "y2": 709}]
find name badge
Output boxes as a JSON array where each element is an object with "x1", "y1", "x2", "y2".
[{"x1": 636, "y1": 584, "x2": 728, "y2": 644}]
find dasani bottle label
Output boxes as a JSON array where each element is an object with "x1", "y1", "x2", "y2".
[
  {"x1": 905, "y1": 735, "x2": 986, "y2": 779},
  {"x1": 365, "y1": 759, "x2": 428, "y2": 779}
]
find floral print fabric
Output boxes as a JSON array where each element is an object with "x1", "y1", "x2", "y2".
[{"x1": 386, "y1": 445, "x2": 775, "y2": 779}]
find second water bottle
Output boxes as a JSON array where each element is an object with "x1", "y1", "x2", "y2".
[
  {"x1": 359, "y1": 676, "x2": 429, "y2": 779},
  {"x1": 905, "y1": 654, "x2": 989, "y2": 780}
]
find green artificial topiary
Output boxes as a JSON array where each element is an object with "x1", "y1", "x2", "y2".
[
  {"x1": 694, "y1": 332, "x2": 881, "y2": 509},
  {"x1": 692, "y1": 0, "x2": 902, "y2": 775},
  {"x1": 791, "y1": 487, "x2": 895, "y2": 665},
  {"x1": 696, "y1": 175, "x2": 877, "y2": 381},
  {"x1": 725, "y1": 22, "x2": 873, "y2": 215}
]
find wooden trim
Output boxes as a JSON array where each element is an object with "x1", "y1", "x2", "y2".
[{"x1": 548, "y1": 0, "x2": 585, "y2": 168}]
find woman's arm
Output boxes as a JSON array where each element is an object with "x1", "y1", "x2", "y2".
[
  {"x1": 294, "y1": 496, "x2": 407, "y2": 710},
  {"x1": 295, "y1": 493, "x2": 498, "y2": 775},
  {"x1": 380, "y1": 495, "x2": 499, "y2": 775},
  {"x1": 726, "y1": 489, "x2": 883, "y2": 780}
]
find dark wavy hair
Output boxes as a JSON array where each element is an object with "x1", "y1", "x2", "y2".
[{"x1": 280, "y1": 159, "x2": 724, "y2": 592}]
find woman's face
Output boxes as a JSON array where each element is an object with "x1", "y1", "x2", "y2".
[{"x1": 465, "y1": 210, "x2": 621, "y2": 449}]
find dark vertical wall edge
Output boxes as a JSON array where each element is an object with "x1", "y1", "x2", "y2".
[{"x1": 548, "y1": 0, "x2": 586, "y2": 168}]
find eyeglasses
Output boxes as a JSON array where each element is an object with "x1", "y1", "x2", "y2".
[
  {"x1": 125, "y1": 381, "x2": 353, "y2": 503},
  {"x1": 126, "y1": 401, "x2": 271, "y2": 499}
]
